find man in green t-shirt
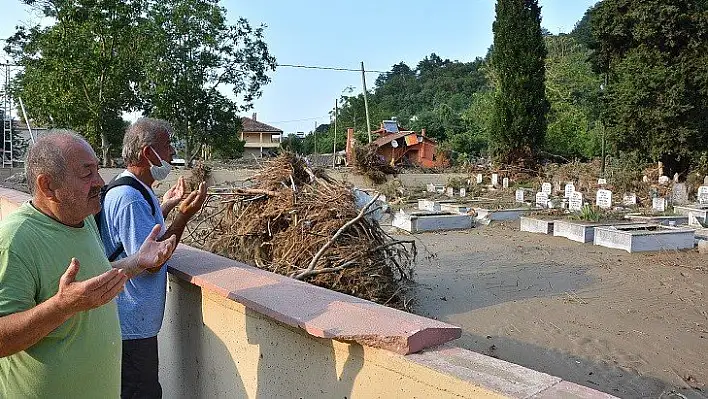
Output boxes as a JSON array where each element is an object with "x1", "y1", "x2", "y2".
[{"x1": 0, "y1": 131, "x2": 177, "y2": 398}]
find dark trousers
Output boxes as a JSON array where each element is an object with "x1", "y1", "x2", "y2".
[{"x1": 121, "y1": 337, "x2": 162, "y2": 399}]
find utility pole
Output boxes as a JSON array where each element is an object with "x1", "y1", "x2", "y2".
[
  {"x1": 360, "y1": 61, "x2": 372, "y2": 143},
  {"x1": 333, "y1": 99, "x2": 338, "y2": 168},
  {"x1": 314, "y1": 120, "x2": 317, "y2": 156}
]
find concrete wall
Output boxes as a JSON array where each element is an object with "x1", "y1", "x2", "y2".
[{"x1": 0, "y1": 188, "x2": 615, "y2": 399}]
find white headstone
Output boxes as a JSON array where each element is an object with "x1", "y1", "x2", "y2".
[
  {"x1": 515, "y1": 189, "x2": 525, "y2": 203},
  {"x1": 653, "y1": 197, "x2": 666, "y2": 212},
  {"x1": 426, "y1": 183, "x2": 436, "y2": 193},
  {"x1": 491, "y1": 173, "x2": 499, "y2": 186},
  {"x1": 597, "y1": 178, "x2": 607, "y2": 185},
  {"x1": 564, "y1": 183, "x2": 575, "y2": 199},
  {"x1": 535, "y1": 192, "x2": 549, "y2": 208},
  {"x1": 476, "y1": 174, "x2": 483, "y2": 184},
  {"x1": 623, "y1": 193, "x2": 637, "y2": 206},
  {"x1": 541, "y1": 183, "x2": 552, "y2": 195},
  {"x1": 596, "y1": 189, "x2": 612, "y2": 209},
  {"x1": 658, "y1": 175, "x2": 670, "y2": 185},
  {"x1": 672, "y1": 183, "x2": 688, "y2": 205},
  {"x1": 446, "y1": 187, "x2": 454, "y2": 197},
  {"x1": 459, "y1": 187, "x2": 466, "y2": 198},
  {"x1": 704, "y1": 176, "x2": 708, "y2": 186},
  {"x1": 569, "y1": 191, "x2": 584, "y2": 212},
  {"x1": 502, "y1": 177, "x2": 509, "y2": 189},
  {"x1": 698, "y1": 186, "x2": 708, "y2": 204}
]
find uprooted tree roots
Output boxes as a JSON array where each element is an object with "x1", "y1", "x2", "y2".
[
  {"x1": 186, "y1": 153, "x2": 417, "y2": 310},
  {"x1": 352, "y1": 144, "x2": 397, "y2": 184}
]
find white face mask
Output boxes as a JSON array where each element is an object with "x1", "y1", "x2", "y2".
[{"x1": 148, "y1": 146, "x2": 172, "y2": 181}]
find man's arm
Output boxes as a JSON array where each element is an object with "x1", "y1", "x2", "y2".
[
  {"x1": 162, "y1": 182, "x2": 207, "y2": 244},
  {"x1": 111, "y1": 224, "x2": 177, "y2": 278},
  {"x1": 0, "y1": 259, "x2": 127, "y2": 358}
]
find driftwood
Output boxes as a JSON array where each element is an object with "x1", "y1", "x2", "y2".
[{"x1": 184, "y1": 153, "x2": 416, "y2": 310}]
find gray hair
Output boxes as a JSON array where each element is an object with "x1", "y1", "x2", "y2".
[
  {"x1": 25, "y1": 129, "x2": 88, "y2": 195},
  {"x1": 122, "y1": 117, "x2": 174, "y2": 166}
]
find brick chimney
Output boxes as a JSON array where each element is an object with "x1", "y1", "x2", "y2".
[{"x1": 252, "y1": 112, "x2": 257, "y2": 121}]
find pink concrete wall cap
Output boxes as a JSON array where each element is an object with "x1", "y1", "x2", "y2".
[{"x1": 168, "y1": 244, "x2": 462, "y2": 355}]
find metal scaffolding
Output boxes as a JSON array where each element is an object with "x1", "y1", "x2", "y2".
[{"x1": 1, "y1": 63, "x2": 14, "y2": 167}]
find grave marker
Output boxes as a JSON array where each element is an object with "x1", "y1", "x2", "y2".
[
  {"x1": 596, "y1": 189, "x2": 612, "y2": 209},
  {"x1": 515, "y1": 189, "x2": 525, "y2": 203},
  {"x1": 704, "y1": 176, "x2": 708, "y2": 186},
  {"x1": 459, "y1": 188, "x2": 467, "y2": 198},
  {"x1": 564, "y1": 183, "x2": 575, "y2": 199},
  {"x1": 502, "y1": 177, "x2": 509, "y2": 189},
  {"x1": 699, "y1": 186, "x2": 708, "y2": 205},
  {"x1": 426, "y1": 183, "x2": 436, "y2": 193},
  {"x1": 491, "y1": 173, "x2": 499, "y2": 186},
  {"x1": 672, "y1": 183, "x2": 688, "y2": 205},
  {"x1": 597, "y1": 178, "x2": 607, "y2": 185},
  {"x1": 535, "y1": 192, "x2": 549, "y2": 208},
  {"x1": 476, "y1": 174, "x2": 483, "y2": 184},
  {"x1": 541, "y1": 182, "x2": 552, "y2": 195},
  {"x1": 569, "y1": 191, "x2": 584, "y2": 212},
  {"x1": 658, "y1": 175, "x2": 670, "y2": 185},
  {"x1": 623, "y1": 193, "x2": 637, "y2": 206},
  {"x1": 446, "y1": 187, "x2": 454, "y2": 197},
  {"x1": 653, "y1": 197, "x2": 667, "y2": 212}
]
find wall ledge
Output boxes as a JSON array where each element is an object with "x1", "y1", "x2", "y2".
[{"x1": 168, "y1": 244, "x2": 461, "y2": 355}]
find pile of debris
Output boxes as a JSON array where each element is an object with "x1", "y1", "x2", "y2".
[
  {"x1": 352, "y1": 145, "x2": 397, "y2": 185},
  {"x1": 190, "y1": 153, "x2": 416, "y2": 310}
]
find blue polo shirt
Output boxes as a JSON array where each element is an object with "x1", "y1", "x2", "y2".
[{"x1": 98, "y1": 171, "x2": 167, "y2": 340}]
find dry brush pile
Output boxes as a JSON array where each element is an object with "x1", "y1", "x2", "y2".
[{"x1": 186, "y1": 153, "x2": 417, "y2": 310}]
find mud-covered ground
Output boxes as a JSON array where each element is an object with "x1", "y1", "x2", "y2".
[{"x1": 408, "y1": 222, "x2": 707, "y2": 399}]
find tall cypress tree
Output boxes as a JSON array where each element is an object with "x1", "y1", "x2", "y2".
[{"x1": 490, "y1": 0, "x2": 549, "y2": 164}]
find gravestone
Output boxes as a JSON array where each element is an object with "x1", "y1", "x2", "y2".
[
  {"x1": 491, "y1": 173, "x2": 499, "y2": 186},
  {"x1": 596, "y1": 189, "x2": 612, "y2": 209},
  {"x1": 446, "y1": 187, "x2": 454, "y2": 197},
  {"x1": 502, "y1": 177, "x2": 509, "y2": 189},
  {"x1": 476, "y1": 174, "x2": 483, "y2": 184},
  {"x1": 658, "y1": 175, "x2": 670, "y2": 185},
  {"x1": 623, "y1": 193, "x2": 637, "y2": 206},
  {"x1": 541, "y1": 182, "x2": 552, "y2": 195},
  {"x1": 515, "y1": 189, "x2": 525, "y2": 203},
  {"x1": 426, "y1": 183, "x2": 436, "y2": 193},
  {"x1": 535, "y1": 192, "x2": 549, "y2": 208},
  {"x1": 459, "y1": 187, "x2": 467, "y2": 197},
  {"x1": 698, "y1": 186, "x2": 708, "y2": 205},
  {"x1": 653, "y1": 197, "x2": 667, "y2": 212},
  {"x1": 672, "y1": 183, "x2": 688, "y2": 205},
  {"x1": 569, "y1": 191, "x2": 584, "y2": 212},
  {"x1": 564, "y1": 183, "x2": 575, "y2": 199},
  {"x1": 597, "y1": 178, "x2": 607, "y2": 185},
  {"x1": 704, "y1": 176, "x2": 708, "y2": 186}
]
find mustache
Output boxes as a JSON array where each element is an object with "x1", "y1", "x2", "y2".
[{"x1": 88, "y1": 186, "x2": 103, "y2": 198}]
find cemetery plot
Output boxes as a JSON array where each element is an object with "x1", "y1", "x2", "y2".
[{"x1": 593, "y1": 224, "x2": 695, "y2": 253}]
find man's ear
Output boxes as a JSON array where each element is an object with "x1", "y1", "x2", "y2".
[
  {"x1": 36, "y1": 173, "x2": 58, "y2": 202},
  {"x1": 140, "y1": 146, "x2": 154, "y2": 166}
]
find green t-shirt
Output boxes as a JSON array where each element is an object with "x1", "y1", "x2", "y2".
[{"x1": 0, "y1": 203, "x2": 121, "y2": 398}]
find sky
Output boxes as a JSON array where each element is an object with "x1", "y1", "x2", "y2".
[{"x1": 0, "y1": 0, "x2": 597, "y2": 134}]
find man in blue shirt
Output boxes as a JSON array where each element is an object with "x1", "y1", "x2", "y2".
[{"x1": 98, "y1": 118, "x2": 207, "y2": 398}]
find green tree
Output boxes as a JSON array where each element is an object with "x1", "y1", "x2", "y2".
[
  {"x1": 590, "y1": 0, "x2": 708, "y2": 175},
  {"x1": 5, "y1": 0, "x2": 145, "y2": 164},
  {"x1": 489, "y1": 0, "x2": 550, "y2": 164},
  {"x1": 140, "y1": 0, "x2": 276, "y2": 164}
]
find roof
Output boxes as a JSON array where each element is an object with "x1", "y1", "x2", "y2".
[
  {"x1": 372, "y1": 131, "x2": 413, "y2": 147},
  {"x1": 241, "y1": 117, "x2": 283, "y2": 133}
]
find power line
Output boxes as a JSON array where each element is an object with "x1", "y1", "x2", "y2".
[
  {"x1": 264, "y1": 115, "x2": 330, "y2": 124},
  {"x1": 277, "y1": 63, "x2": 386, "y2": 73}
]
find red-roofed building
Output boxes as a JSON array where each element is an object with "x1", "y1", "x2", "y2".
[
  {"x1": 347, "y1": 121, "x2": 448, "y2": 168},
  {"x1": 240, "y1": 113, "x2": 283, "y2": 157}
]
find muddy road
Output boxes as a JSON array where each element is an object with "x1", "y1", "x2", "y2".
[{"x1": 407, "y1": 222, "x2": 707, "y2": 398}]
